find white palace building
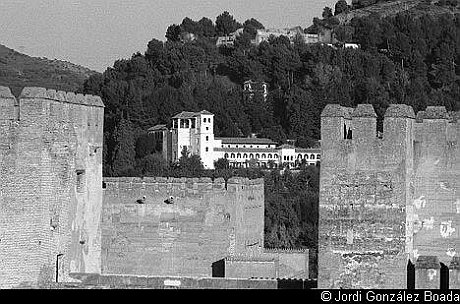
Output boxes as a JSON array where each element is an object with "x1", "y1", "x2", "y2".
[{"x1": 149, "y1": 110, "x2": 320, "y2": 169}]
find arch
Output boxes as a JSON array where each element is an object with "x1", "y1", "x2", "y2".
[
  {"x1": 255, "y1": 153, "x2": 260, "y2": 159},
  {"x1": 297, "y1": 154, "x2": 302, "y2": 159},
  {"x1": 268, "y1": 154, "x2": 272, "y2": 159},
  {"x1": 274, "y1": 154, "x2": 279, "y2": 159},
  {"x1": 243, "y1": 153, "x2": 248, "y2": 158},
  {"x1": 310, "y1": 154, "x2": 315, "y2": 159},
  {"x1": 231, "y1": 153, "x2": 235, "y2": 158},
  {"x1": 249, "y1": 153, "x2": 254, "y2": 159},
  {"x1": 304, "y1": 154, "x2": 309, "y2": 159},
  {"x1": 262, "y1": 153, "x2": 266, "y2": 159},
  {"x1": 237, "y1": 153, "x2": 241, "y2": 158},
  {"x1": 316, "y1": 154, "x2": 321, "y2": 159},
  {"x1": 224, "y1": 153, "x2": 229, "y2": 159}
]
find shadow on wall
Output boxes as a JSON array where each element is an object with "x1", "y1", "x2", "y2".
[{"x1": 212, "y1": 259, "x2": 225, "y2": 278}]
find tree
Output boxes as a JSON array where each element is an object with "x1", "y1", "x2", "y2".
[
  {"x1": 215, "y1": 11, "x2": 242, "y2": 36},
  {"x1": 111, "y1": 118, "x2": 136, "y2": 176},
  {"x1": 176, "y1": 146, "x2": 205, "y2": 177},
  {"x1": 214, "y1": 157, "x2": 230, "y2": 169},
  {"x1": 135, "y1": 153, "x2": 169, "y2": 177},
  {"x1": 322, "y1": 7, "x2": 333, "y2": 19},
  {"x1": 165, "y1": 24, "x2": 182, "y2": 42},
  {"x1": 243, "y1": 18, "x2": 265, "y2": 39},
  {"x1": 180, "y1": 17, "x2": 201, "y2": 35},
  {"x1": 198, "y1": 17, "x2": 216, "y2": 37},
  {"x1": 334, "y1": 0, "x2": 350, "y2": 15}
]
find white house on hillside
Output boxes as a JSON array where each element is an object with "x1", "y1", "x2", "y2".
[{"x1": 149, "y1": 110, "x2": 320, "y2": 169}]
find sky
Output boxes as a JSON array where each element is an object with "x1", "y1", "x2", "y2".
[{"x1": 0, "y1": 0, "x2": 342, "y2": 72}]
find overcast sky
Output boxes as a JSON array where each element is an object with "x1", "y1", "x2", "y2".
[{"x1": 0, "y1": 0, "x2": 341, "y2": 72}]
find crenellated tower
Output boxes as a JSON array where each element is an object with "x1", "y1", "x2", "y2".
[
  {"x1": 319, "y1": 102, "x2": 460, "y2": 289},
  {"x1": 0, "y1": 86, "x2": 104, "y2": 288}
]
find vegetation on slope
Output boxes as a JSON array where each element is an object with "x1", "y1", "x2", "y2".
[{"x1": 0, "y1": 44, "x2": 97, "y2": 97}]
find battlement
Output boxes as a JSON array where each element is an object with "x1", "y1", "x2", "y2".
[
  {"x1": 19, "y1": 87, "x2": 104, "y2": 107},
  {"x1": 321, "y1": 103, "x2": 455, "y2": 121},
  {"x1": 0, "y1": 86, "x2": 104, "y2": 287},
  {"x1": 351, "y1": 104, "x2": 377, "y2": 118},
  {"x1": 320, "y1": 103, "x2": 460, "y2": 170},
  {"x1": 263, "y1": 248, "x2": 309, "y2": 254},
  {"x1": 319, "y1": 102, "x2": 460, "y2": 289},
  {"x1": 0, "y1": 87, "x2": 19, "y2": 120},
  {"x1": 0, "y1": 86, "x2": 104, "y2": 123},
  {"x1": 103, "y1": 176, "x2": 264, "y2": 193}
]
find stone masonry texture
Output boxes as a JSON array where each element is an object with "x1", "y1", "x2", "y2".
[
  {"x1": 0, "y1": 86, "x2": 104, "y2": 288},
  {"x1": 101, "y1": 177, "x2": 309, "y2": 280},
  {"x1": 101, "y1": 176, "x2": 266, "y2": 277},
  {"x1": 318, "y1": 103, "x2": 460, "y2": 288},
  {"x1": 0, "y1": 85, "x2": 307, "y2": 288}
]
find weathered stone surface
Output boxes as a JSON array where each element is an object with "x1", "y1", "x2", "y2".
[
  {"x1": 101, "y1": 177, "x2": 266, "y2": 278},
  {"x1": 0, "y1": 86, "x2": 104, "y2": 288},
  {"x1": 319, "y1": 103, "x2": 460, "y2": 289}
]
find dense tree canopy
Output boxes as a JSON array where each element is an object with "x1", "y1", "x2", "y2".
[
  {"x1": 83, "y1": 10, "x2": 460, "y2": 177},
  {"x1": 81, "y1": 9, "x2": 460, "y2": 274}
]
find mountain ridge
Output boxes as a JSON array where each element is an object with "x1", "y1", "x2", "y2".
[{"x1": 0, "y1": 44, "x2": 99, "y2": 97}]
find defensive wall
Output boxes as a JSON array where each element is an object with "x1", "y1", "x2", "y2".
[
  {"x1": 101, "y1": 177, "x2": 310, "y2": 280},
  {"x1": 0, "y1": 85, "x2": 310, "y2": 288},
  {"x1": 0, "y1": 86, "x2": 104, "y2": 288},
  {"x1": 318, "y1": 103, "x2": 460, "y2": 288},
  {"x1": 19, "y1": 273, "x2": 317, "y2": 289}
]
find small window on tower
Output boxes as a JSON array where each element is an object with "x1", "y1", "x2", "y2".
[
  {"x1": 206, "y1": 147, "x2": 209, "y2": 152},
  {"x1": 76, "y1": 170, "x2": 86, "y2": 193},
  {"x1": 206, "y1": 136, "x2": 209, "y2": 141}
]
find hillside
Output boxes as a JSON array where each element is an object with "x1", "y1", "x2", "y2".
[
  {"x1": 336, "y1": 0, "x2": 460, "y2": 24},
  {"x1": 0, "y1": 44, "x2": 98, "y2": 97}
]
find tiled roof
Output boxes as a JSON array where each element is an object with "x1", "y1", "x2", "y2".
[
  {"x1": 278, "y1": 144, "x2": 296, "y2": 149},
  {"x1": 147, "y1": 124, "x2": 168, "y2": 132},
  {"x1": 171, "y1": 110, "x2": 214, "y2": 119},
  {"x1": 295, "y1": 148, "x2": 320, "y2": 153},
  {"x1": 216, "y1": 137, "x2": 277, "y2": 145},
  {"x1": 199, "y1": 110, "x2": 213, "y2": 115},
  {"x1": 172, "y1": 111, "x2": 197, "y2": 119}
]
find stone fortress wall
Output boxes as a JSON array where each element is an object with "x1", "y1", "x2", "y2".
[
  {"x1": 0, "y1": 86, "x2": 104, "y2": 288},
  {"x1": 318, "y1": 103, "x2": 460, "y2": 288},
  {"x1": 101, "y1": 176, "x2": 265, "y2": 277},
  {"x1": 101, "y1": 177, "x2": 309, "y2": 280},
  {"x1": 0, "y1": 86, "x2": 309, "y2": 288}
]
